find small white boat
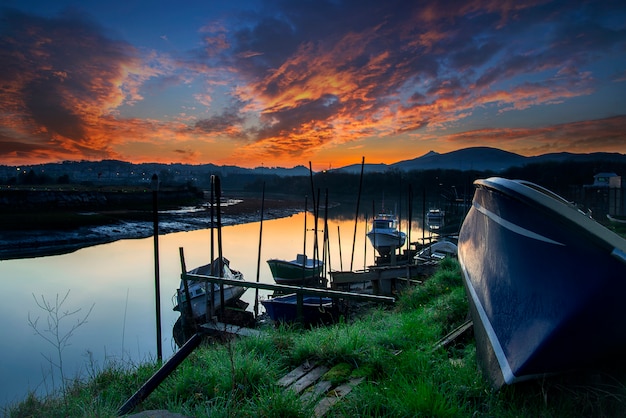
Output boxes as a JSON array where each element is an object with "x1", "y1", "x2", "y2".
[
  {"x1": 367, "y1": 213, "x2": 406, "y2": 255},
  {"x1": 426, "y1": 209, "x2": 445, "y2": 230}
]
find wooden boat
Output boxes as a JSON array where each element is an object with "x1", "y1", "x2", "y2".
[
  {"x1": 173, "y1": 257, "x2": 247, "y2": 320},
  {"x1": 330, "y1": 263, "x2": 424, "y2": 295},
  {"x1": 267, "y1": 254, "x2": 325, "y2": 286},
  {"x1": 414, "y1": 239, "x2": 457, "y2": 264},
  {"x1": 458, "y1": 177, "x2": 626, "y2": 388},
  {"x1": 366, "y1": 213, "x2": 406, "y2": 255},
  {"x1": 261, "y1": 293, "x2": 336, "y2": 324}
]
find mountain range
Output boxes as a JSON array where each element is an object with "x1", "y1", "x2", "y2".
[
  {"x1": 333, "y1": 147, "x2": 626, "y2": 174},
  {"x1": 3, "y1": 147, "x2": 625, "y2": 184}
]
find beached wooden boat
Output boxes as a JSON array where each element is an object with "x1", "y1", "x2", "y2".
[
  {"x1": 267, "y1": 254, "x2": 325, "y2": 286},
  {"x1": 414, "y1": 239, "x2": 457, "y2": 264},
  {"x1": 173, "y1": 257, "x2": 247, "y2": 320},
  {"x1": 458, "y1": 177, "x2": 626, "y2": 388},
  {"x1": 366, "y1": 213, "x2": 406, "y2": 255},
  {"x1": 261, "y1": 293, "x2": 336, "y2": 325}
]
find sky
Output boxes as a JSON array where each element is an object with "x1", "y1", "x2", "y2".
[{"x1": 1, "y1": 0, "x2": 625, "y2": 170}]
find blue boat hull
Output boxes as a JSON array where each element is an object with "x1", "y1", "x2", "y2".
[
  {"x1": 261, "y1": 294, "x2": 336, "y2": 325},
  {"x1": 458, "y1": 177, "x2": 626, "y2": 387}
]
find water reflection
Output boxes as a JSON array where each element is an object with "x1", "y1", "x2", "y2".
[{"x1": 0, "y1": 211, "x2": 433, "y2": 407}]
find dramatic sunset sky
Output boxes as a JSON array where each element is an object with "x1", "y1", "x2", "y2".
[{"x1": 1, "y1": 0, "x2": 625, "y2": 170}]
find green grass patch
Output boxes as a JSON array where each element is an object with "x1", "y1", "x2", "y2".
[{"x1": 6, "y1": 257, "x2": 626, "y2": 417}]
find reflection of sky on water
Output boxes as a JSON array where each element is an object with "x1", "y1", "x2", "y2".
[{"x1": 0, "y1": 212, "x2": 431, "y2": 407}]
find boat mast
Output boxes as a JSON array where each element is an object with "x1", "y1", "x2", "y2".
[{"x1": 350, "y1": 156, "x2": 365, "y2": 271}]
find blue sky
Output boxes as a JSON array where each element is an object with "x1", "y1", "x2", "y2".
[{"x1": 1, "y1": 0, "x2": 625, "y2": 169}]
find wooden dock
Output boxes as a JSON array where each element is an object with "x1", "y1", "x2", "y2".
[
  {"x1": 200, "y1": 321, "x2": 263, "y2": 337},
  {"x1": 278, "y1": 360, "x2": 365, "y2": 417}
]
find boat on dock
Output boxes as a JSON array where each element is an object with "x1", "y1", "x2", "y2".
[
  {"x1": 458, "y1": 177, "x2": 626, "y2": 388},
  {"x1": 267, "y1": 254, "x2": 325, "y2": 286},
  {"x1": 330, "y1": 263, "x2": 425, "y2": 295},
  {"x1": 173, "y1": 257, "x2": 247, "y2": 321},
  {"x1": 261, "y1": 293, "x2": 337, "y2": 325},
  {"x1": 414, "y1": 239, "x2": 457, "y2": 264},
  {"x1": 366, "y1": 212, "x2": 406, "y2": 256}
]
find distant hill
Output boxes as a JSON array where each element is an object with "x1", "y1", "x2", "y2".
[
  {"x1": 2, "y1": 148, "x2": 625, "y2": 189},
  {"x1": 333, "y1": 147, "x2": 626, "y2": 174}
]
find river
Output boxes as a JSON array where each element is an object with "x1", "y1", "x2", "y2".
[{"x1": 0, "y1": 209, "x2": 432, "y2": 408}]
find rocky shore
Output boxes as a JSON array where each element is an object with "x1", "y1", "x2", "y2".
[{"x1": 0, "y1": 195, "x2": 304, "y2": 260}]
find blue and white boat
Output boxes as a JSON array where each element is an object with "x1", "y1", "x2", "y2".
[
  {"x1": 366, "y1": 213, "x2": 406, "y2": 256},
  {"x1": 426, "y1": 208, "x2": 445, "y2": 230},
  {"x1": 458, "y1": 177, "x2": 626, "y2": 388}
]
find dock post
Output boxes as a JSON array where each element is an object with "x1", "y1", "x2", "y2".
[{"x1": 151, "y1": 174, "x2": 162, "y2": 362}]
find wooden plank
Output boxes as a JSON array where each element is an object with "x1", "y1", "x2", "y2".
[
  {"x1": 184, "y1": 273, "x2": 395, "y2": 304},
  {"x1": 330, "y1": 270, "x2": 377, "y2": 285},
  {"x1": 432, "y1": 319, "x2": 473, "y2": 351},
  {"x1": 200, "y1": 322, "x2": 262, "y2": 337},
  {"x1": 313, "y1": 377, "x2": 365, "y2": 417},
  {"x1": 277, "y1": 361, "x2": 317, "y2": 387},
  {"x1": 290, "y1": 366, "x2": 329, "y2": 394},
  {"x1": 300, "y1": 380, "x2": 333, "y2": 402}
]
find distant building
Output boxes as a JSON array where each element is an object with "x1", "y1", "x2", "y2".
[
  {"x1": 590, "y1": 172, "x2": 621, "y2": 188},
  {"x1": 584, "y1": 172, "x2": 623, "y2": 217}
]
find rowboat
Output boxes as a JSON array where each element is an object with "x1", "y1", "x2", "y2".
[
  {"x1": 173, "y1": 257, "x2": 246, "y2": 320},
  {"x1": 458, "y1": 177, "x2": 626, "y2": 388},
  {"x1": 414, "y1": 239, "x2": 457, "y2": 264},
  {"x1": 261, "y1": 293, "x2": 336, "y2": 325},
  {"x1": 267, "y1": 254, "x2": 325, "y2": 286},
  {"x1": 366, "y1": 213, "x2": 406, "y2": 255}
]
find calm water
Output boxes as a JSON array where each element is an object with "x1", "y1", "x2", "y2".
[{"x1": 0, "y1": 210, "x2": 431, "y2": 407}]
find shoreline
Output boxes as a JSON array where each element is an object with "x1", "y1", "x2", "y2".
[{"x1": 0, "y1": 197, "x2": 304, "y2": 260}]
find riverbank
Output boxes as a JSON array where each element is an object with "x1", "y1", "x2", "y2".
[
  {"x1": 6, "y1": 258, "x2": 625, "y2": 417},
  {"x1": 0, "y1": 195, "x2": 304, "y2": 260}
]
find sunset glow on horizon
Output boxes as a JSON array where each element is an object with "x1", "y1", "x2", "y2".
[{"x1": 1, "y1": 0, "x2": 625, "y2": 171}]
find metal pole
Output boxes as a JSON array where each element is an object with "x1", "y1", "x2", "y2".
[
  {"x1": 215, "y1": 176, "x2": 225, "y2": 315},
  {"x1": 337, "y1": 225, "x2": 343, "y2": 271},
  {"x1": 209, "y1": 176, "x2": 216, "y2": 319},
  {"x1": 151, "y1": 174, "x2": 162, "y2": 363},
  {"x1": 255, "y1": 182, "x2": 265, "y2": 318},
  {"x1": 302, "y1": 196, "x2": 307, "y2": 282},
  {"x1": 350, "y1": 157, "x2": 365, "y2": 271}
]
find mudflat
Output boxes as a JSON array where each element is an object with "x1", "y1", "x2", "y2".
[{"x1": 0, "y1": 195, "x2": 304, "y2": 260}]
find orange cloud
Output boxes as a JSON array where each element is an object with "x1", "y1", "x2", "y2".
[{"x1": 439, "y1": 115, "x2": 626, "y2": 155}]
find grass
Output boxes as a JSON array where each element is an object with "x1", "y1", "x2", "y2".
[{"x1": 5, "y1": 257, "x2": 626, "y2": 417}]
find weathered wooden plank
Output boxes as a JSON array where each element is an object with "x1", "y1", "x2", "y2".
[
  {"x1": 300, "y1": 380, "x2": 333, "y2": 402},
  {"x1": 277, "y1": 361, "x2": 317, "y2": 387},
  {"x1": 290, "y1": 366, "x2": 329, "y2": 394},
  {"x1": 313, "y1": 377, "x2": 365, "y2": 417},
  {"x1": 184, "y1": 273, "x2": 395, "y2": 304},
  {"x1": 200, "y1": 322, "x2": 262, "y2": 337},
  {"x1": 432, "y1": 319, "x2": 473, "y2": 351}
]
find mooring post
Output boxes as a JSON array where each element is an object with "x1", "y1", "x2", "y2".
[{"x1": 151, "y1": 173, "x2": 162, "y2": 362}]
